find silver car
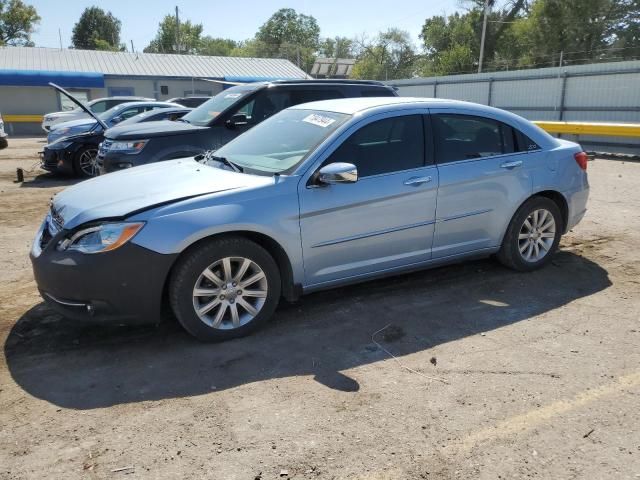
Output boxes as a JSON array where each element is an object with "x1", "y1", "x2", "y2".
[{"x1": 30, "y1": 97, "x2": 589, "y2": 341}]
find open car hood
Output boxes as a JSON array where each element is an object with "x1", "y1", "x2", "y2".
[{"x1": 48, "y1": 83, "x2": 108, "y2": 130}]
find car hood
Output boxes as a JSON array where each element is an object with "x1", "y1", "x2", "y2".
[
  {"x1": 51, "y1": 158, "x2": 270, "y2": 229},
  {"x1": 46, "y1": 110, "x2": 86, "y2": 119},
  {"x1": 105, "y1": 120, "x2": 207, "y2": 140},
  {"x1": 52, "y1": 118, "x2": 97, "y2": 131}
]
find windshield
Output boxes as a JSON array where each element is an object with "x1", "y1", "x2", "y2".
[
  {"x1": 213, "y1": 109, "x2": 350, "y2": 175},
  {"x1": 182, "y1": 85, "x2": 258, "y2": 126}
]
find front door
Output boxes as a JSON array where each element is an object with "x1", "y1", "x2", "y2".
[{"x1": 299, "y1": 113, "x2": 438, "y2": 287}]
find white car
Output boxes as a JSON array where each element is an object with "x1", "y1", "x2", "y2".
[
  {"x1": 0, "y1": 113, "x2": 7, "y2": 149},
  {"x1": 42, "y1": 96, "x2": 153, "y2": 132}
]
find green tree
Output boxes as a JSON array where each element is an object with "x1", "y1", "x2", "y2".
[
  {"x1": 229, "y1": 39, "x2": 267, "y2": 58},
  {"x1": 418, "y1": 0, "x2": 640, "y2": 75},
  {"x1": 524, "y1": 0, "x2": 640, "y2": 65},
  {"x1": 199, "y1": 36, "x2": 237, "y2": 56},
  {"x1": 351, "y1": 29, "x2": 416, "y2": 80},
  {"x1": 0, "y1": 0, "x2": 40, "y2": 46},
  {"x1": 144, "y1": 14, "x2": 203, "y2": 54},
  {"x1": 254, "y1": 8, "x2": 320, "y2": 70},
  {"x1": 419, "y1": 0, "x2": 529, "y2": 74},
  {"x1": 319, "y1": 36, "x2": 354, "y2": 58},
  {"x1": 71, "y1": 7, "x2": 122, "y2": 50}
]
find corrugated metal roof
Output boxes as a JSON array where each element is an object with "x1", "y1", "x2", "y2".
[{"x1": 0, "y1": 46, "x2": 309, "y2": 80}]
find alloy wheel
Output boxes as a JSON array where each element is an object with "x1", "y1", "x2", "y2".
[
  {"x1": 78, "y1": 148, "x2": 99, "y2": 177},
  {"x1": 192, "y1": 256, "x2": 268, "y2": 330},
  {"x1": 518, "y1": 208, "x2": 556, "y2": 262}
]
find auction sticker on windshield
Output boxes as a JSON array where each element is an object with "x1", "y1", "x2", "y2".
[{"x1": 303, "y1": 113, "x2": 336, "y2": 128}]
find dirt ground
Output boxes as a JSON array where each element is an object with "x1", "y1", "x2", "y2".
[{"x1": 0, "y1": 137, "x2": 638, "y2": 480}]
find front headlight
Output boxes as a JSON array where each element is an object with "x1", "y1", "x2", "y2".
[
  {"x1": 57, "y1": 222, "x2": 144, "y2": 254},
  {"x1": 108, "y1": 140, "x2": 148, "y2": 154}
]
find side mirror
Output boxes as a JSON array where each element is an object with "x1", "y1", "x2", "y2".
[
  {"x1": 225, "y1": 113, "x2": 248, "y2": 129},
  {"x1": 317, "y1": 162, "x2": 358, "y2": 185},
  {"x1": 111, "y1": 115, "x2": 124, "y2": 125}
]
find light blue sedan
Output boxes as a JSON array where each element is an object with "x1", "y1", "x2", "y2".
[{"x1": 30, "y1": 97, "x2": 589, "y2": 341}]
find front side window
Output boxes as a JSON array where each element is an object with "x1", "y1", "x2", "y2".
[
  {"x1": 232, "y1": 91, "x2": 293, "y2": 126},
  {"x1": 182, "y1": 85, "x2": 259, "y2": 126},
  {"x1": 213, "y1": 109, "x2": 350, "y2": 175},
  {"x1": 326, "y1": 115, "x2": 425, "y2": 177},
  {"x1": 432, "y1": 114, "x2": 516, "y2": 163}
]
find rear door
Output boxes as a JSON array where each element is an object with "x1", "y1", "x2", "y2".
[
  {"x1": 299, "y1": 111, "x2": 438, "y2": 286},
  {"x1": 429, "y1": 110, "x2": 534, "y2": 258}
]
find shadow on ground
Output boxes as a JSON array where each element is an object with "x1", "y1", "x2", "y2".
[
  {"x1": 19, "y1": 172, "x2": 82, "y2": 189},
  {"x1": 4, "y1": 250, "x2": 610, "y2": 410}
]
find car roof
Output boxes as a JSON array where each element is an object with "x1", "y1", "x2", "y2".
[
  {"x1": 110, "y1": 101, "x2": 184, "y2": 109},
  {"x1": 289, "y1": 97, "x2": 473, "y2": 114},
  {"x1": 91, "y1": 96, "x2": 153, "y2": 102}
]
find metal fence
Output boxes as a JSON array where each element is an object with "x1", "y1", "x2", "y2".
[{"x1": 387, "y1": 60, "x2": 640, "y2": 155}]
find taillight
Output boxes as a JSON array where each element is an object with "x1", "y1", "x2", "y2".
[{"x1": 574, "y1": 151, "x2": 588, "y2": 171}]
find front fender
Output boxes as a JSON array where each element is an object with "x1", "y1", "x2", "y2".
[{"x1": 129, "y1": 180, "x2": 305, "y2": 284}]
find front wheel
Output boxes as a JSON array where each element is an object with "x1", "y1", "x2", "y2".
[
  {"x1": 497, "y1": 196, "x2": 562, "y2": 271},
  {"x1": 73, "y1": 146, "x2": 99, "y2": 178},
  {"x1": 169, "y1": 237, "x2": 281, "y2": 341}
]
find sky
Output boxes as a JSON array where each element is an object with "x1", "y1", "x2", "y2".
[{"x1": 29, "y1": 0, "x2": 462, "y2": 52}]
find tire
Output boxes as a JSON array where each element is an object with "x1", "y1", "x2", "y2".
[
  {"x1": 497, "y1": 196, "x2": 563, "y2": 272},
  {"x1": 73, "y1": 146, "x2": 99, "y2": 178},
  {"x1": 169, "y1": 236, "x2": 281, "y2": 342},
  {"x1": 0, "y1": 137, "x2": 7, "y2": 150}
]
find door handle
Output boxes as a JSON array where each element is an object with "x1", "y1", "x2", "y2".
[
  {"x1": 500, "y1": 160, "x2": 523, "y2": 169},
  {"x1": 403, "y1": 175, "x2": 432, "y2": 186}
]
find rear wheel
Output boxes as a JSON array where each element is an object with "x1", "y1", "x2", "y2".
[
  {"x1": 73, "y1": 146, "x2": 99, "y2": 178},
  {"x1": 169, "y1": 237, "x2": 281, "y2": 341},
  {"x1": 497, "y1": 196, "x2": 562, "y2": 271}
]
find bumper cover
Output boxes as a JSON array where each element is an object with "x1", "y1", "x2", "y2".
[
  {"x1": 30, "y1": 222, "x2": 178, "y2": 325},
  {"x1": 41, "y1": 147, "x2": 74, "y2": 175}
]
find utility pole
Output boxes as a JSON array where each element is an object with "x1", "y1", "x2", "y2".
[
  {"x1": 175, "y1": 6, "x2": 180, "y2": 54},
  {"x1": 478, "y1": 0, "x2": 491, "y2": 73},
  {"x1": 58, "y1": 28, "x2": 63, "y2": 50},
  {"x1": 131, "y1": 40, "x2": 135, "y2": 53}
]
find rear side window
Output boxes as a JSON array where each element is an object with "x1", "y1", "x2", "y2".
[
  {"x1": 515, "y1": 130, "x2": 540, "y2": 152},
  {"x1": 360, "y1": 88, "x2": 396, "y2": 97},
  {"x1": 327, "y1": 115, "x2": 425, "y2": 177},
  {"x1": 432, "y1": 114, "x2": 516, "y2": 163}
]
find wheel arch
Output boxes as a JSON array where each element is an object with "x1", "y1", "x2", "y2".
[
  {"x1": 531, "y1": 189, "x2": 569, "y2": 233},
  {"x1": 162, "y1": 230, "x2": 299, "y2": 308},
  {"x1": 499, "y1": 189, "x2": 570, "y2": 248}
]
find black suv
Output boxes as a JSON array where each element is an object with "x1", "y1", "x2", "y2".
[{"x1": 98, "y1": 80, "x2": 397, "y2": 173}]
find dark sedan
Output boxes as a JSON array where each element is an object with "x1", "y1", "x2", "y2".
[{"x1": 41, "y1": 106, "x2": 189, "y2": 178}]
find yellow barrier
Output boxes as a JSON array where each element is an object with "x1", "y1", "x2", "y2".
[
  {"x1": 534, "y1": 121, "x2": 640, "y2": 138},
  {"x1": 3, "y1": 114, "x2": 44, "y2": 123}
]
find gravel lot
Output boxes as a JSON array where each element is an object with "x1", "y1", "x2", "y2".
[{"x1": 1, "y1": 138, "x2": 639, "y2": 480}]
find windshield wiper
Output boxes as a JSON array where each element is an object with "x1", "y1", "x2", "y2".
[{"x1": 197, "y1": 150, "x2": 243, "y2": 172}]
